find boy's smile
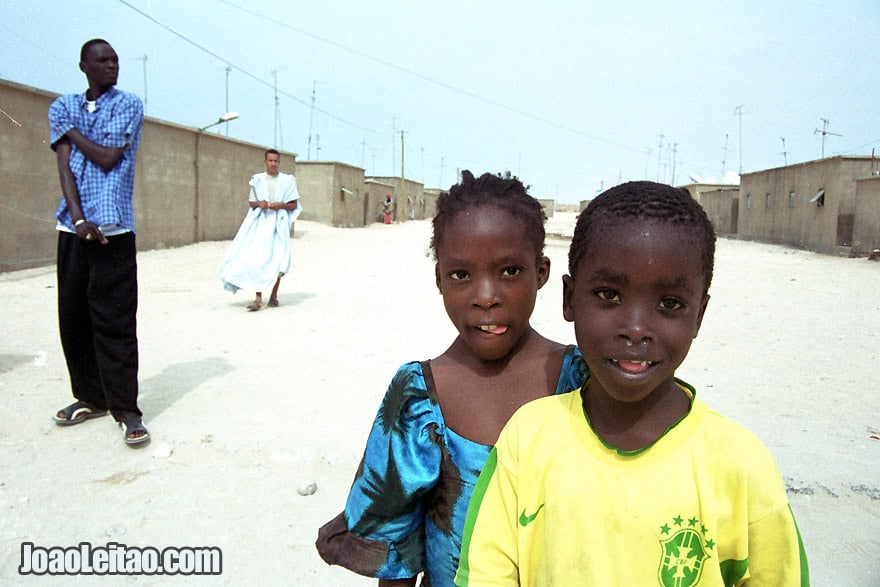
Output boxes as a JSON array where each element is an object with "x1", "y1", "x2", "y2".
[
  {"x1": 435, "y1": 206, "x2": 549, "y2": 363},
  {"x1": 563, "y1": 219, "x2": 709, "y2": 405}
]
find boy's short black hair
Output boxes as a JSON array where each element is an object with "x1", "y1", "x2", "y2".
[
  {"x1": 80, "y1": 39, "x2": 110, "y2": 62},
  {"x1": 430, "y1": 170, "x2": 546, "y2": 261},
  {"x1": 568, "y1": 181, "x2": 716, "y2": 293},
  {"x1": 264, "y1": 148, "x2": 280, "y2": 158}
]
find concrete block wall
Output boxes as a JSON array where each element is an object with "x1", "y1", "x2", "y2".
[{"x1": 0, "y1": 79, "x2": 293, "y2": 271}]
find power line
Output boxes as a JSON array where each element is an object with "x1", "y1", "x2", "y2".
[
  {"x1": 113, "y1": 0, "x2": 728, "y2": 179},
  {"x1": 215, "y1": 0, "x2": 645, "y2": 155},
  {"x1": 115, "y1": 0, "x2": 379, "y2": 135}
]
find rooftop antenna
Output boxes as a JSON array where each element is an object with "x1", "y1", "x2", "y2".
[
  {"x1": 814, "y1": 118, "x2": 842, "y2": 158},
  {"x1": 307, "y1": 81, "x2": 316, "y2": 159},
  {"x1": 781, "y1": 137, "x2": 788, "y2": 165}
]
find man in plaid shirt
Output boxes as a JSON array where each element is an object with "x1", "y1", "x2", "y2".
[{"x1": 49, "y1": 39, "x2": 149, "y2": 446}]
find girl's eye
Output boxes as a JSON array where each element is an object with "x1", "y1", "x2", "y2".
[
  {"x1": 595, "y1": 289, "x2": 620, "y2": 303},
  {"x1": 449, "y1": 270, "x2": 469, "y2": 280},
  {"x1": 659, "y1": 297, "x2": 684, "y2": 310},
  {"x1": 502, "y1": 266, "x2": 522, "y2": 277}
]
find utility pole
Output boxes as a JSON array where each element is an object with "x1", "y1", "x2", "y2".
[
  {"x1": 439, "y1": 156, "x2": 445, "y2": 187},
  {"x1": 307, "y1": 81, "x2": 316, "y2": 159},
  {"x1": 656, "y1": 135, "x2": 664, "y2": 181},
  {"x1": 814, "y1": 118, "x2": 842, "y2": 158},
  {"x1": 734, "y1": 105, "x2": 745, "y2": 175},
  {"x1": 781, "y1": 137, "x2": 788, "y2": 165},
  {"x1": 224, "y1": 65, "x2": 231, "y2": 136},
  {"x1": 721, "y1": 133, "x2": 730, "y2": 178},
  {"x1": 133, "y1": 55, "x2": 147, "y2": 114},
  {"x1": 272, "y1": 70, "x2": 282, "y2": 148},
  {"x1": 669, "y1": 142, "x2": 678, "y2": 185},
  {"x1": 390, "y1": 118, "x2": 397, "y2": 175},
  {"x1": 400, "y1": 130, "x2": 408, "y2": 222}
]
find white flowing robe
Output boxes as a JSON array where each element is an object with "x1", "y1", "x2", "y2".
[{"x1": 219, "y1": 172, "x2": 302, "y2": 293}]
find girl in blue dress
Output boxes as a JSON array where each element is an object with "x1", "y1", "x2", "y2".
[{"x1": 316, "y1": 170, "x2": 587, "y2": 586}]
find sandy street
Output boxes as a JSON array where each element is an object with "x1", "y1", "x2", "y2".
[{"x1": 1, "y1": 213, "x2": 878, "y2": 585}]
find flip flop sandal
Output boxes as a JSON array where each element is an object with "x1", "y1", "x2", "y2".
[
  {"x1": 247, "y1": 301, "x2": 262, "y2": 311},
  {"x1": 53, "y1": 401, "x2": 108, "y2": 426},
  {"x1": 119, "y1": 413, "x2": 150, "y2": 446},
  {"x1": 267, "y1": 299, "x2": 279, "y2": 308}
]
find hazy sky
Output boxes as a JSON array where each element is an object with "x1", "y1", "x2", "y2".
[{"x1": 2, "y1": 0, "x2": 879, "y2": 202}]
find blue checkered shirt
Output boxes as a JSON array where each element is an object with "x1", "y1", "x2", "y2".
[{"x1": 49, "y1": 87, "x2": 144, "y2": 232}]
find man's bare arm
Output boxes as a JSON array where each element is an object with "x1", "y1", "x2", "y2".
[
  {"x1": 64, "y1": 127, "x2": 127, "y2": 171},
  {"x1": 269, "y1": 200, "x2": 299, "y2": 211},
  {"x1": 55, "y1": 138, "x2": 107, "y2": 243}
]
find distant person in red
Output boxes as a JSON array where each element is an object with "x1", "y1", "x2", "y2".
[{"x1": 383, "y1": 193, "x2": 393, "y2": 224}]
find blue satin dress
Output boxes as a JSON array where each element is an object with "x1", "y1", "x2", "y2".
[{"x1": 316, "y1": 346, "x2": 587, "y2": 586}]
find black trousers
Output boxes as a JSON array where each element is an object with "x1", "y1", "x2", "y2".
[{"x1": 57, "y1": 231, "x2": 141, "y2": 419}]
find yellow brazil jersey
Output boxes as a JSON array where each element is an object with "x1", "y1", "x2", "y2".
[{"x1": 456, "y1": 382, "x2": 809, "y2": 587}]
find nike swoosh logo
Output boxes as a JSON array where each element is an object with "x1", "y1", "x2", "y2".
[{"x1": 519, "y1": 504, "x2": 545, "y2": 527}]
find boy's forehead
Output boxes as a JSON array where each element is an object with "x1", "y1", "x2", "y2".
[
  {"x1": 591, "y1": 217, "x2": 697, "y2": 242},
  {"x1": 579, "y1": 220, "x2": 705, "y2": 268}
]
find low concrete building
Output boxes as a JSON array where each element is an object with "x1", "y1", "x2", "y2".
[
  {"x1": 423, "y1": 188, "x2": 443, "y2": 220},
  {"x1": 739, "y1": 156, "x2": 879, "y2": 255},
  {"x1": 853, "y1": 175, "x2": 880, "y2": 256},
  {"x1": 680, "y1": 183, "x2": 733, "y2": 204},
  {"x1": 294, "y1": 161, "x2": 371, "y2": 227},
  {"x1": 292, "y1": 164, "x2": 431, "y2": 227},
  {"x1": 537, "y1": 198, "x2": 555, "y2": 219},
  {"x1": 364, "y1": 178, "x2": 398, "y2": 224},
  {"x1": 698, "y1": 187, "x2": 740, "y2": 236},
  {"x1": 365, "y1": 176, "x2": 425, "y2": 221}
]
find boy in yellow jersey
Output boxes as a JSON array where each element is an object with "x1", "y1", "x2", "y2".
[{"x1": 456, "y1": 181, "x2": 809, "y2": 586}]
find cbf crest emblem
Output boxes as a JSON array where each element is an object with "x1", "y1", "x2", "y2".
[{"x1": 657, "y1": 515, "x2": 713, "y2": 587}]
